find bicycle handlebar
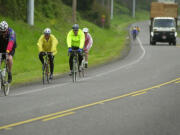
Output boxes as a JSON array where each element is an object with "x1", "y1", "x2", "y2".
[
  {"x1": 41, "y1": 52, "x2": 53, "y2": 56},
  {"x1": 68, "y1": 50, "x2": 81, "y2": 56},
  {"x1": 44, "y1": 52, "x2": 52, "y2": 55}
]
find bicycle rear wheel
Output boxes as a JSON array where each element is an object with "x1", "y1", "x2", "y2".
[
  {"x1": 79, "y1": 65, "x2": 85, "y2": 78},
  {"x1": 79, "y1": 58, "x2": 85, "y2": 78},
  {"x1": 72, "y1": 71, "x2": 77, "y2": 82}
]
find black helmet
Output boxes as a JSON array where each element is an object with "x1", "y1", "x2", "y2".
[{"x1": 72, "y1": 24, "x2": 79, "y2": 30}]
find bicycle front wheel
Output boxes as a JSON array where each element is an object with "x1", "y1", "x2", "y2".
[
  {"x1": 43, "y1": 63, "x2": 50, "y2": 84},
  {"x1": 72, "y1": 60, "x2": 78, "y2": 82},
  {"x1": 2, "y1": 72, "x2": 10, "y2": 96},
  {"x1": 46, "y1": 64, "x2": 50, "y2": 83},
  {"x1": 81, "y1": 59, "x2": 85, "y2": 77},
  {"x1": 3, "y1": 83, "x2": 10, "y2": 96},
  {"x1": 42, "y1": 65, "x2": 45, "y2": 84},
  {"x1": 0, "y1": 74, "x2": 2, "y2": 92}
]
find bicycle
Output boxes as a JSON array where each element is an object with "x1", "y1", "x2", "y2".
[
  {"x1": 69, "y1": 50, "x2": 85, "y2": 82},
  {"x1": 42, "y1": 52, "x2": 52, "y2": 84},
  {"x1": 71, "y1": 50, "x2": 79, "y2": 82},
  {"x1": 0, "y1": 53, "x2": 10, "y2": 96}
]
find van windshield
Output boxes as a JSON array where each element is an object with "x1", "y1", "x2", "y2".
[{"x1": 154, "y1": 19, "x2": 175, "y2": 27}]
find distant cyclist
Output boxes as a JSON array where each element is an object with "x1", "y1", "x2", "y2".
[
  {"x1": 67, "y1": 24, "x2": 85, "y2": 75},
  {"x1": 83, "y1": 28, "x2": 93, "y2": 68},
  {"x1": 0, "y1": 21, "x2": 17, "y2": 83},
  {"x1": 131, "y1": 26, "x2": 138, "y2": 40},
  {"x1": 37, "y1": 28, "x2": 58, "y2": 79}
]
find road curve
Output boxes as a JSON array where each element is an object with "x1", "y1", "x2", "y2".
[{"x1": 0, "y1": 21, "x2": 180, "y2": 135}]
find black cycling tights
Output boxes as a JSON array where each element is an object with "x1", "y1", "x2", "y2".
[
  {"x1": 39, "y1": 53, "x2": 54, "y2": 75},
  {"x1": 69, "y1": 53, "x2": 83, "y2": 71}
]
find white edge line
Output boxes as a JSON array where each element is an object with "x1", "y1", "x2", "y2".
[{"x1": 12, "y1": 83, "x2": 69, "y2": 96}]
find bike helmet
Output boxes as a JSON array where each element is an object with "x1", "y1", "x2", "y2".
[
  {"x1": 72, "y1": 24, "x2": 79, "y2": 30},
  {"x1": 44, "y1": 28, "x2": 51, "y2": 34},
  {"x1": 0, "y1": 21, "x2": 8, "y2": 31},
  {"x1": 83, "y1": 28, "x2": 89, "y2": 33}
]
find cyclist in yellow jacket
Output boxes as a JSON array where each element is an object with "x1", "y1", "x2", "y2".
[
  {"x1": 37, "y1": 28, "x2": 58, "y2": 79},
  {"x1": 67, "y1": 24, "x2": 85, "y2": 75}
]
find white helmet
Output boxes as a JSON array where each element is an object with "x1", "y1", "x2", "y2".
[
  {"x1": 44, "y1": 28, "x2": 51, "y2": 34},
  {"x1": 0, "y1": 21, "x2": 8, "y2": 31},
  {"x1": 83, "y1": 28, "x2": 89, "y2": 33}
]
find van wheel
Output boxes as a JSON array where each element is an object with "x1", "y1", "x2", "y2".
[
  {"x1": 150, "y1": 40, "x2": 152, "y2": 45},
  {"x1": 152, "y1": 41, "x2": 156, "y2": 45},
  {"x1": 173, "y1": 41, "x2": 176, "y2": 46},
  {"x1": 150, "y1": 36, "x2": 154, "y2": 45}
]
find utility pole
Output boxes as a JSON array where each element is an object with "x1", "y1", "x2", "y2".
[
  {"x1": 101, "y1": 0, "x2": 105, "y2": 6},
  {"x1": 132, "y1": 0, "x2": 135, "y2": 18},
  {"x1": 27, "y1": 0, "x2": 34, "y2": 26},
  {"x1": 72, "y1": 0, "x2": 77, "y2": 23},
  {"x1": 110, "y1": 0, "x2": 113, "y2": 19}
]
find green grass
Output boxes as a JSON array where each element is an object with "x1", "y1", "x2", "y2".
[{"x1": 1, "y1": 10, "x2": 149, "y2": 85}]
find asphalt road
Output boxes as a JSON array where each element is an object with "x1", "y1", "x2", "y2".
[{"x1": 0, "y1": 21, "x2": 180, "y2": 135}]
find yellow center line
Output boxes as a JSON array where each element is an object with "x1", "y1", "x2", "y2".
[
  {"x1": 42, "y1": 112, "x2": 75, "y2": 122},
  {"x1": 132, "y1": 91, "x2": 147, "y2": 97},
  {"x1": 175, "y1": 81, "x2": 180, "y2": 83},
  {"x1": 0, "y1": 77, "x2": 179, "y2": 130}
]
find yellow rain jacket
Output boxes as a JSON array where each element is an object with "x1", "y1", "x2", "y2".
[
  {"x1": 37, "y1": 34, "x2": 58, "y2": 55},
  {"x1": 67, "y1": 29, "x2": 85, "y2": 49}
]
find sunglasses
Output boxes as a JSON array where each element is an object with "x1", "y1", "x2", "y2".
[{"x1": 44, "y1": 34, "x2": 50, "y2": 36}]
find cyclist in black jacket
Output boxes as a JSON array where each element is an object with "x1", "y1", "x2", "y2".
[{"x1": 0, "y1": 21, "x2": 17, "y2": 83}]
